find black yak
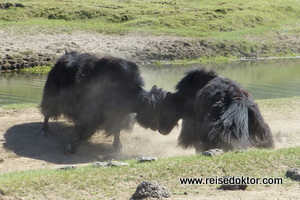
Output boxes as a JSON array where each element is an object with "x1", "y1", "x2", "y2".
[
  {"x1": 40, "y1": 52, "x2": 166, "y2": 154},
  {"x1": 158, "y1": 69, "x2": 274, "y2": 153}
]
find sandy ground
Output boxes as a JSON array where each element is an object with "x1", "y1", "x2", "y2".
[
  {"x1": 0, "y1": 107, "x2": 195, "y2": 173},
  {"x1": 0, "y1": 104, "x2": 299, "y2": 199}
]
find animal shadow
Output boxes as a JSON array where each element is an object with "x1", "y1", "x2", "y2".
[{"x1": 3, "y1": 122, "x2": 130, "y2": 164}]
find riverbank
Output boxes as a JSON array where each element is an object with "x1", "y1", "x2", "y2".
[
  {"x1": 1, "y1": 30, "x2": 300, "y2": 70},
  {"x1": 1, "y1": 0, "x2": 300, "y2": 69}
]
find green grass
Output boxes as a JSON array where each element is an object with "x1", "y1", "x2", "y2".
[
  {"x1": 0, "y1": 103, "x2": 38, "y2": 109},
  {"x1": 1, "y1": 0, "x2": 300, "y2": 40},
  {"x1": 0, "y1": 147, "x2": 299, "y2": 199},
  {"x1": 1, "y1": 0, "x2": 300, "y2": 62},
  {"x1": 168, "y1": 55, "x2": 238, "y2": 65},
  {"x1": 258, "y1": 96, "x2": 300, "y2": 116},
  {"x1": 20, "y1": 65, "x2": 52, "y2": 74}
]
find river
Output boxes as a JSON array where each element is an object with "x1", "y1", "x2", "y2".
[{"x1": 0, "y1": 59, "x2": 300, "y2": 105}]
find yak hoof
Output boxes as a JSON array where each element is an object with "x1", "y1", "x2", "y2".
[
  {"x1": 115, "y1": 147, "x2": 124, "y2": 153},
  {"x1": 113, "y1": 143, "x2": 124, "y2": 153},
  {"x1": 113, "y1": 140, "x2": 123, "y2": 153},
  {"x1": 195, "y1": 146, "x2": 204, "y2": 154},
  {"x1": 62, "y1": 143, "x2": 75, "y2": 155},
  {"x1": 40, "y1": 130, "x2": 50, "y2": 136},
  {"x1": 113, "y1": 145, "x2": 124, "y2": 153}
]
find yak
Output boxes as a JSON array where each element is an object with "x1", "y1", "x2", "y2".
[
  {"x1": 158, "y1": 69, "x2": 274, "y2": 153},
  {"x1": 40, "y1": 52, "x2": 167, "y2": 154}
]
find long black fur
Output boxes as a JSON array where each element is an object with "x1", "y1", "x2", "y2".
[
  {"x1": 158, "y1": 69, "x2": 274, "y2": 152},
  {"x1": 40, "y1": 52, "x2": 167, "y2": 153}
]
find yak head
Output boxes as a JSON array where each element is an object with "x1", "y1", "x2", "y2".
[
  {"x1": 136, "y1": 85, "x2": 168, "y2": 131},
  {"x1": 157, "y1": 92, "x2": 184, "y2": 135}
]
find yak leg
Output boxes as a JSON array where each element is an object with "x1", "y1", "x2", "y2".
[
  {"x1": 105, "y1": 122, "x2": 123, "y2": 152},
  {"x1": 195, "y1": 145, "x2": 203, "y2": 154},
  {"x1": 63, "y1": 124, "x2": 97, "y2": 154},
  {"x1": 113, "y1": 130, "x2": 123, "y2": 152},
  {"x1": 41, "y1": 116, "x2": 50, "y2": 136},
  {"x1": 63, "y1": 102, "x2": 103, "y2": 154},
  {"x1": 109, "y1": 114, "x2": 133, "y2": 153}
]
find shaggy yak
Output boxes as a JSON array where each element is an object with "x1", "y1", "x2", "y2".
[
  {"x1": 158, "y1": 69, "x2": 274, "y2": 153},
  {"x1": 40, "y1": 52, "x2": 166, "y2": 154}
]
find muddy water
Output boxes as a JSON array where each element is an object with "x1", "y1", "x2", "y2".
[{"x1": 0, "y1": 59, "x2": 300, "y2": 105}]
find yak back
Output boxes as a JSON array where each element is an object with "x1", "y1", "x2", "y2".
[
  {"x1": 175, "y1": 68, "x2": 218, "y2": 117},
  {"x1": 76, "y1": 54, "x2": 145, "y2": 90},
  {"x1": 41, "y1": 52, "x2": 145, "y2": 120},
  {"x1": 49, "y1": 52, "x2": 144, "y2": 90},
  {"x1": 176, "y1": 69, "x2": 218, "y2": 98}
]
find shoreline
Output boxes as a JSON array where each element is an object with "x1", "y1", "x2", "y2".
[{"x1": 1, "y1": 31, "x2": 300, "y2": 70}]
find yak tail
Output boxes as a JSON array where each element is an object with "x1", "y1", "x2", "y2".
[
  {"x1": 248, "y1": 103, "x2": 274, "y2": 148},
  {"x1": 209, "y1": 101, "x2": 252, "y2": 149},
  {"x1": 40, "y1": 69, "x2": 60, "y2": 118}
]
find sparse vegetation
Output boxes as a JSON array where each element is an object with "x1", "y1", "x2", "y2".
[
  {"x1": 0, "y1": 147, "x2": 299, "y2": 199},
  {"x1": 20, "y1": 65, "x2": 52, "y2": 73}
]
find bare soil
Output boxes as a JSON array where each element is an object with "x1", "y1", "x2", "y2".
[
  {"x1": 0, "y1": 107, "x2": 195, "y2": 173},
  {"x1": 1, "y1": 30, "x2": 300, "y2": 66}
]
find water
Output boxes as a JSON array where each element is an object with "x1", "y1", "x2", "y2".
[
  {"x1": 0, "y1": 59, "x2": 300, "y2": 105},
  {"x1": 141, "y1": 59, "x2": 300, "y2": 99},
  {"x1": 0, "y1": 72, "x2": 46, "y2": 105}
]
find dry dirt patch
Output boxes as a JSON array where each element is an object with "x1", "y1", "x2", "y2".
[{"x1": 0, "y1": 107, "x2": 195, "y2": 173}]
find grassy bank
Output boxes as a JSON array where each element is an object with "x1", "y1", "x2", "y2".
[
  {"x1": 1, "y1": 0, "x2": 300, "y2": 66},
  {"x1": 1, "y1": 0, "x2": 300, "y2": 40},
  {"x1": 0, "y1": 147, "x2": 299, "y2": 199}
]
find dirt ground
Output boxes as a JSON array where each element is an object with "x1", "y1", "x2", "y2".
[
  {"x1": 0, "y1": 103, "x2": 299, "y2": 199},
  {"x1": 0, "y1": 107, "x2": 195, "y2": 173},
  {"x1": 1, "y1": 29, "x2": 300, "y2": 66}
]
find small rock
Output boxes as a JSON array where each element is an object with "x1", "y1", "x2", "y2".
[
  {"x1": 286, "y1": 168, "x2": 300, "y2": 181},
  {"x1": 108, "y1": 161, "x2": 129, "y2": 167},
  {"x1": 275, "y1": 131, "x2": 286, "y2": 142},
  {"x1": 202, "y1": 148, "x2": 224, "y2": 156},
  {"x1": 132, "y1": 180, "x2": 170, "y2": 199},
  {"x1": 219, "y1": 176, "x2": 247, "y2": 190},
  {"x1": 93, "y1": 161, "x2": 130, "y2": 167},
  {"x1": 219, "y1": 184, "x2": 247, "y2": 190},
  {"x1": 93, "y1": 162, "x2": 109, "y2": 168},
  {"x1": 57, "y1": 166, "x2": 77, "y2": 170},
  {"x1": 137, "y1": 157, "x2": 157, "y2": 163}
]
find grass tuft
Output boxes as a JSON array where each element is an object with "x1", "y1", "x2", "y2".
[{"x1": 20, "y1": 66, "x2": 52, "y2": 74}]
